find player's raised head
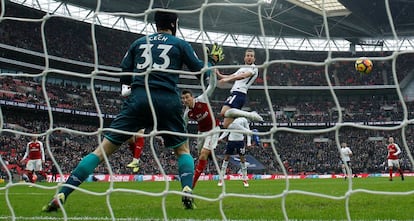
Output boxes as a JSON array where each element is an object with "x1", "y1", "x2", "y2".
[
  {"x1": 181, "y1": 89, "x2": 193, "y2": 106},
  {"x1": 244, "y1": 49, "x2": 255, "y2": 65},
  {"x1": 154, "y1": 10, "x2": 178, "y2": 36}
]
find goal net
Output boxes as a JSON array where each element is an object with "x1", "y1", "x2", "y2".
[{"x1": 1, "y1": 0, "x2": 414, "y2": 220}]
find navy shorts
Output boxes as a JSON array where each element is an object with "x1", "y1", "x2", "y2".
[
  {"x1": 104, "y1": 87, "x2": 187, "y2": 148},
  {"x1": 225, "y1": 141, "x2": 246, "y2": 156},
  {"x1": 223, "y1": 91, "x2": 246, "y2": 109}
]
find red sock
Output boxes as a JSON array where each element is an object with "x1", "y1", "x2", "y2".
[
  {"x1": 27, "y1": 171, "x2": 33, "y2": 183},
  {"x1": 389, "y1": 168, "x2": 393, "y2": 179},
  {"x1": 39, "y1": 170, "x2": 47, "y2": 178},
  {"x1": 133, "y1": 137, "x2": 145, "y2": 159},
  {"x1": 192, "y1": 159, "x2": 207, "y2": 189}
]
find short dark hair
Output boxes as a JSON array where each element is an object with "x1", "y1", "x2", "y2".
[
  {"x1": 181, "y1": 89, "x2": 193, "y2": 96},
  {"x1": 154, "y1": 10, "x2": 178, "y2": 32},
  {"x1": 245, "y1": 49, "x2": 255, "y2": 55}
]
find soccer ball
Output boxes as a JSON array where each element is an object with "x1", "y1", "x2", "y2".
[{"x1": 355, "y1": 57, "x2": 373, "y2": 74}]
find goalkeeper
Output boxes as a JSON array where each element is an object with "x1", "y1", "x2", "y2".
[{"x1": 42, "y1": 10, "x2": 224, "y2": 212}]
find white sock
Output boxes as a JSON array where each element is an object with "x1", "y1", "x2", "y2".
[
  {"x1": 240, "y1": 162, "x2": 247, "y2": 180},
  {"x1": 224, "y1": 108, "x2": 251, "y2": 118},
  {"x1": 221, "y1": 161, "x2": 229, "y2": 178}
]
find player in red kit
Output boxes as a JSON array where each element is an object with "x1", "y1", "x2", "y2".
[
  {"x1": 126, "y1": 129, "x2": 145, "y2": 173},
  {"x1": 181, "y1": 71, "x2": 219, "y2": 189},
  {"x1": 20, "y1": 136, "x2": 45, "y2": 183},
  {"x1": 387, "y1": 136, "x2": 404, "y2": 181}
]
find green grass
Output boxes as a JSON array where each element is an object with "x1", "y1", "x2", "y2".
[{"x1": 1, "y1": 177, "x2": 413, "y2": 220}]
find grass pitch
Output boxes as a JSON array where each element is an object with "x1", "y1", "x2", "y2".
[{"x1": 0, "y1": 177, "x2": 413, "y2": 220}]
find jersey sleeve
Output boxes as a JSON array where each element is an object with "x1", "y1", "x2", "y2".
[
  {"x1": 394, "y1": 144, "x2": 401, "y2": 155},
  {"x1": 119, "y1": 40, "x2": 138, "y2": 84},
  {"x1": 180, "y1": 41, "x2": 214, "y2": 79},
  {"x1": 39, "y1": 141, "x2": 45, "y2": 161},
  {"x1": 183, "y1": 108, "x2": 190, "y2": 126},
  {"x1": 120, "y1": 40, "x2": 137, "y2": 72},
  {"x1": 181, "y1": 42, "x2": 204, "y2": 71},
  {"x1": 204, "y1": 71, "x2": 217, "y2": 97}
]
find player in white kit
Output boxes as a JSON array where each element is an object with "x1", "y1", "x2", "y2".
[
  {"x1": 217, "y1": 49, "x2": 263, "y2": 131},
  {"x1": 217, "y1": 117, "x2": 252, "y2": 187}
]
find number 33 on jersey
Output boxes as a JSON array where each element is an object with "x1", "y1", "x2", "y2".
[{"x1": 120, "y1": 33, "x2": 208, "y2": 91}]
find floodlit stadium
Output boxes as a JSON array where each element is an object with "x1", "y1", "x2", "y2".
[{"x1": 1, "y1": 0, "x2": 414, "y2": 220}]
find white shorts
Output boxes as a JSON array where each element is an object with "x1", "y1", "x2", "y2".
[
  {"x1": 387, "y1": 159, "x2": 400, "y2": 168},
  {"x1": 26, "y1": 159, "x2": 43, "y2": 171},
  {"x1": 196, "y1": 127, "x2": 220, "y2": 151}
]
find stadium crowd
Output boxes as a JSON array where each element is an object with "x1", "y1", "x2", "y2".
[
  {"x1": 1, "y1": 108, "x2": 413, "y2": 181},
  {"x1": 2, "y1": 76, "x2": 414, "y2": 126}
]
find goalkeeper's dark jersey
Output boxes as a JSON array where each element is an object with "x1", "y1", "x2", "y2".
[{"x1": 121, "y1": 33, "x2": 206, "y2": 93}]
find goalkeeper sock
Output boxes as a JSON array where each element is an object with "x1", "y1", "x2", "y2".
[
  {"x1": 192, "y1": 159, "x2": 207, "y2": 189},
  {"x1": 27, "y1": 171, "x2": 33, "y2": 183},
  {"x1": 178, "y1": 153, "x2": 194, "y2": 189},
  {"x1": 59, "y1": 153, "x2": 100, "y2": 198}
]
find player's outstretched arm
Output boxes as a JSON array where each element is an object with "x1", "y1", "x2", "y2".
[{"x1": 204, "y1": 70, "x2": 217, "y2": 97}]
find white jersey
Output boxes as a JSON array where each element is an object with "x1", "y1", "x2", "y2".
[
  {"x1": 219, "y1": 117, "x2": 251, "y2": 146},
  {"x1": 230, "y1": 64, "x2": 258, "y2": 94},
  {"x1": 340, "y1": 147, "x2": 352, "y2": 162}
]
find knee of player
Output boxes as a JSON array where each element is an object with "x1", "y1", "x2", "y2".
[
  {"x1": 222, "y1": 120, "x2": 231, "y2": 129},
  {"x1": 220, "y1": 106, "x2": 230, "y2": 115}
]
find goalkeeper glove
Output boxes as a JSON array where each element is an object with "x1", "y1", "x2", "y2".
[
  {"x1": 121, "y1": 84, "x2": 131, "y2": 97},
  {"x1": 208, "y1": 43, "x2": 224, "y2": 64}
]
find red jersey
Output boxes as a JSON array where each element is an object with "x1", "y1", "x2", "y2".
[
  {"x1": 23, "y1": 141, "x2": 44, "y2": 160},
  {"x1": 387, "y1": 143, "x2": 401, "y2": 160},
  {"x1": 184, "y1": 95, "x2": 220, "y2": 132}
]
